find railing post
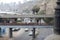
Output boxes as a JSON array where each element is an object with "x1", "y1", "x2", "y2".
[
  {"x1": 0, "y1": 28, "x2": 2, "y2": 37},
  {"x1": 33, "y1": 28, "x2": 35, "y2": 38},
  {"x1": 9, "y1": 28, "x2": 13, "y2": 38}
]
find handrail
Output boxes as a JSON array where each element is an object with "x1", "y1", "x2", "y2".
[{"x1": 0, "y1": 23, "x2": 53, "y2": 26}]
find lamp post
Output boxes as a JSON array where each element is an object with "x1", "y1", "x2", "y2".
[
  {"x1": 32, "y1": 28, "x2": 36, "y2": 38},
  {"x1": 54, "y1": 0, "x2": 60, "y2": 35},
  {"x1": 9, "y1": 28, "x2": 13, "y2": 38},
  {"x1": 44, "y1": 0, "x2": 60, "y2": 40}
]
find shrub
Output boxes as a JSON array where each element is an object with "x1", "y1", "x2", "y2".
[{"x1": 43, "y1": 18, "x2": 53, "y2": 25}]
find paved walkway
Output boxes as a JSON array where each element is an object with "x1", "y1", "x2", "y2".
[
  {"x1": 13, "y1": 28, "x2": 53, "y2": 40},
  {"x1": 0, "y1": 36, "x2": 9, "y2": 40},
  {"x1": 0, "y1": 28, "x2": 53, "y2": 40},
  {"x1": 0, "y1": 28, "x2": 25, "y2": 40}
]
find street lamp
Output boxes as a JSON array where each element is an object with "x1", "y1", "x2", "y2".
[
  {"x1": 9, "y1": 28, "x2": 13, "y2": 38},
  {"x1": 54, "y1": 0, "x2": 60, "y2": 35},
  {"x1": 44, "y1": 0, "x2": 60, "y2": 40}
]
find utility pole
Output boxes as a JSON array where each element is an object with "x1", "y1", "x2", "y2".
[{"x1": 45, "y1": 0, "x2": 60, "y2": 40}]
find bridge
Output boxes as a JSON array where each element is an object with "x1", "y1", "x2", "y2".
[
  {"x1": 0, "y1": 14, "x2": 54, "y2": 18},
  {"x1": 0, "y1": 14, "x2": 54, "y2": 38},
  {"x1": 0, "y1": 14, "x2": 54, "y2": 28}
]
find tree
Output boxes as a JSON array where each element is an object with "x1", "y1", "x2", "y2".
[
  {"x1": 32, "y1": 5, "x2": 40, "y2": 24},
  {"x1": 32, "y1": 5, "x2": 40, "y2": 14},
  {"x1": 43, "y1": 18, "x2": 53, "y2": 25},
  {"x1": 38, "y1": 10, "x2": 45, "y2": 15},
  {"x1": 23, "y1": 9, "x2": 30, "y2": 13}
]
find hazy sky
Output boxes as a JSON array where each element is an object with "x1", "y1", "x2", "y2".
[{"x1": 0, "y1": 0, "x2": 31, "y2": 4}]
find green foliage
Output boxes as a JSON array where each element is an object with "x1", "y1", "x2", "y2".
[
  {"x1": 17, "y1": 20, "x2": 22, "y2": 22},
  {"x1": 43, "y1": 18, "x2": 53, "y2": 24},
  {"x1": 50, "y1": 20, "x2": 54, "y2": 25},
  {"x1": 32, "y1": 5, "x2": 40, "y2": 13},
  {"x1": 38, "y1": 10, "x2": 45, "y2": 15},
  {"x1": 17, "y1": 18, "x2": 22, "y2": 22},
  {"x1": 23, "y1": 9, "x2": 30, "y2": 13}
]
